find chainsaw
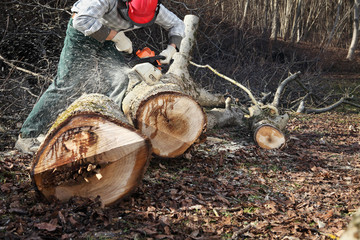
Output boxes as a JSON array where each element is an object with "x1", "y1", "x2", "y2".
[{"x1": 126, "y1": 47, "x2": 166, "y2": 86}]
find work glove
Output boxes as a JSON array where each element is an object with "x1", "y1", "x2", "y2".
[
  {"x1": 112, "y1": 31, "x2": 133, "y2": 54},
  {"x1": 159, "y1": 45, "x2": 176, "y2": 64}
]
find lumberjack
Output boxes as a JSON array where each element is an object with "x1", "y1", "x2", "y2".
[{"x1": 17, "y1": 0, "x2": 208, "y2": 206}]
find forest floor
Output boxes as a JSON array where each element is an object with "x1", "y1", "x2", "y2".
[
  {"x1": 1, "y1": 111, "x2": 359, "y2": 239},
  {"x1": 1, "y1": 23, "x2": 360, "y2": 239}
]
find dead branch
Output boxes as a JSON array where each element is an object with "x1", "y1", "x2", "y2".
[
  {"x1": 303, "y1": 97, "x2": 346, "y2": 113},
  {"x1": 189, "y1": 61, "x2": 259, "y2": 106},
  {"x1": 0, "y1": 54, "x2": 50, "y2": 81},
  {"x1": 343, "y1": 100, "x2": 360, "y2": 109},
  {"x1": 271, "y1": 71, "x2": 301, "y2": 107}
]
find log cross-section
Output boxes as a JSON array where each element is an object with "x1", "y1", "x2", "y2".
[
  {"x1": 136, "y1": 92, "x2": 205, "y2": 157},
  {"x1": 32, "y1": 93, "x2": 151, "y2": 206}
]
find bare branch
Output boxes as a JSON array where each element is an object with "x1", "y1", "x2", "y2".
[
  {"x1": 189, "y1": 61, "x2": 259, "y2": 106},
  {"x1": 343, "y1": 100, "x2": 360, "y2": 109},
  {"x1": 304, "y1": 97, "x2": 345, "y2": 113},
  {"x1": 0, "y1": 54, "x2": 50, "y2": 81},
  {"x1": 271, "y1": 71, "x2": 301, "y2": 107}
]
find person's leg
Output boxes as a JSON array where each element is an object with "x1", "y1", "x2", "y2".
[
  {"x1": 20, "y1": 19, "x2": 105, "y2": 138},
  {"x1": 17, "y1": 19, "x2": 130, "y2": 153}
]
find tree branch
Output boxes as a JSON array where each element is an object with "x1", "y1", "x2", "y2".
[
  {"x1": 271, "y1": 71, "x2": 301, "y2": 107},
  {"x1": 189, "y1": 61, "x2": 259, "y2": 106},
  {"x1": 0, "y1": 54, "x2": 50, "y2": 81},
  {"x1": 304, "y1": 97, "x2": 345, "y2": 113}
]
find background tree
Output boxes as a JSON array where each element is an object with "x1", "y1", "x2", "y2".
[{"x1": 347, "y1": 0, "x2": 360, "y2": 60}]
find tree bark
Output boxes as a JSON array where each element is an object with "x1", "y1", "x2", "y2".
[
  {"x1": 32, "y1": 93, "x2": 151, "y2": 206},
  {"x1": 291, "y1": 0, "x2": 302, "y2": 43},
  {"x1": 270, "y1": 0, "x2": 279, "y2": 40},
  {"x1": 347, "y1": 0, "x2": 360, "y2": 60}
]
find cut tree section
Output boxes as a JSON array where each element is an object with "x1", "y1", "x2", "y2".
[
  {"x1": 254, "y1": 124, "x2": 285, "y2": 149},
  {"x1": 32, "y1": 94, "x2": 151, "y2": 206},
  {"x1": 136, "y1": 92, "x2": 205, "y2": 158}
]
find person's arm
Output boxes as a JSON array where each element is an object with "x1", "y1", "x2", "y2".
[
  {"x1": 72, "y1": 1, "x2": 132, "y2": 53},
  {"x1": 72, "y1": 0, "x2": 114, "y2": 42},
  {"x1": 106, "y1": 29, "x2": 117, "y2": 40},
  {"x1": 155, "y1": 5, "x2": 185, "y2": 64},
  {"x1": 155, "y1": 4, "x2": 185, "y2": 49}
]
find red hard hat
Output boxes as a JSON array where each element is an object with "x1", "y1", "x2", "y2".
[{"x1": 125, "y1": 0, "x2": 159, "y2": 26}]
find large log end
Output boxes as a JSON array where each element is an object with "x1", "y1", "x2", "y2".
[{"x1": 32, "y1": 95, "x2": 151, "y2": 206}]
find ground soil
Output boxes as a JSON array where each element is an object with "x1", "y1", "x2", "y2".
[{"x1": 1, "y1": 111, "x2": 359, "y2": 239}]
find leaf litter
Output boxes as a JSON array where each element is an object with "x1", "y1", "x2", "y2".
[{"x1": 0, "y1": 112, "x2": 359, "y2": 239}]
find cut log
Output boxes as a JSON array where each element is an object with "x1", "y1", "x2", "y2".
[
  {"x1": 253, "y1": 124, "x2": 286, "y2": 149},
  {"x1": 136, "y1": 92, "x2": 205, "y2": 157},
  {"x1": 122, "y1": 75, "x2": 206, "y2": 158},
  {"x1": 32, "y1": 93, "x2": 151, "y2": 206},
  {"x1": 122, "y1": 15, "x2": 212, "y2": 158},
  {"x1": 248, "y1": 105, "x2": 289, "y2": 149}
]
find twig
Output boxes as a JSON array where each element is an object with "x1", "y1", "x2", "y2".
[
  {"x1": 20, "y1": 87, "x2": 39, "y2": 98},
  {"x1": 271, "y1": 71, "x2": 301, "y2": 107},
  {"x1": 0, "y1": 54, "x2": 49, "y2": 80},
  {"x1": 189, "y1": 61, "x2": 259, "y2": 106},
  {"x1": 169, "y1": 0, "x2": 199, "y2": 11},
  {"x1": 343, "y1": 100, "x2": 360, "y2": 109}
]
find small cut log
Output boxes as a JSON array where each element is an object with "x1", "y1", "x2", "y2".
[
  {"x1": 32, "y1": 93, "x2": 151, "y2": 206},
  {"x1": 248, "y1": 105, "x2": 288, "y2": 149}
]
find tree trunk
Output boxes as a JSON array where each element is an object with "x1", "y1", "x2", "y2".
[
  {"x1": 291, "y1": 0, "x2": 302, "y2": 43},
  {"x1": 270, "y1": 0, "x2": 279, "y2": 40},
  {"x1": 240, "y1": 0, "x2": 250, "y2": 28},
  {"x1": 347, "y1": 0, "x2": 360, "y2": 60},
  {"x1": 282, "y1": 0, "x2": 293, "y2": 41},
  {"x1": 32, "y1": 93, "x2": 151, "y2": 206},
  {"x1": 122, "y1": 15, "x2": 221, "y2": 158}
]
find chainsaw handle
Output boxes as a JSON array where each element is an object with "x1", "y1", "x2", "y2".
[
  {"x1": 130, "y1": 55, "x2": 165, "y2": 67},
  {"x1": 151, "y1": 55, "x2": 166, "y2": 61}
]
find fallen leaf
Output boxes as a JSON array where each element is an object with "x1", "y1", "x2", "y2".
[{"x1": 34, "y1": 222, "x2": 58, "y2": 232}]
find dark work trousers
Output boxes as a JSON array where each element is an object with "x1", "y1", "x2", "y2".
[{"x1": 21, "y1": 18, "x2": 129, "y2": 138}]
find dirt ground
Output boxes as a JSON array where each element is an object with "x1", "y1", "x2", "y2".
[{"x1": 1, "y1": 111, "x2": 359, "y2": 239}]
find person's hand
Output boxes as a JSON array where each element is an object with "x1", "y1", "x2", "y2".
[
  {"x1": 159, "y1": 45, "x2": 176, "y2": 64},
  {"x1": 111, "y1": 31, "x2": 133, "y2": 54}
]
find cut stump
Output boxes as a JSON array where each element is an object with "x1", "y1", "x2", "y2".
[{"x1": 32, "y1": 94, "x2": 151, "y2": 206}]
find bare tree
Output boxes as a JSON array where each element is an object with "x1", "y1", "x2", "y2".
[
  {"x1": 291, "y1": 0, "x2": 302, "y2": 43},
  {"x1": 270, "y1": 0, "x2": 279, "y2": 40},
  {"x1": 240, "y1": 0, "x2": 250, "y2": 28},
  {"x1": 347, "y1": 0, "x2": 360, "y2": 60},
  {"x1": 281, "y1": 0, "x2": 294, "y2": 41}
]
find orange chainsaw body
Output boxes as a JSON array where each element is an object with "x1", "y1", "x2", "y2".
[{"x1": 136, "y1": 47, "x2": 162, "y2": 69}]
